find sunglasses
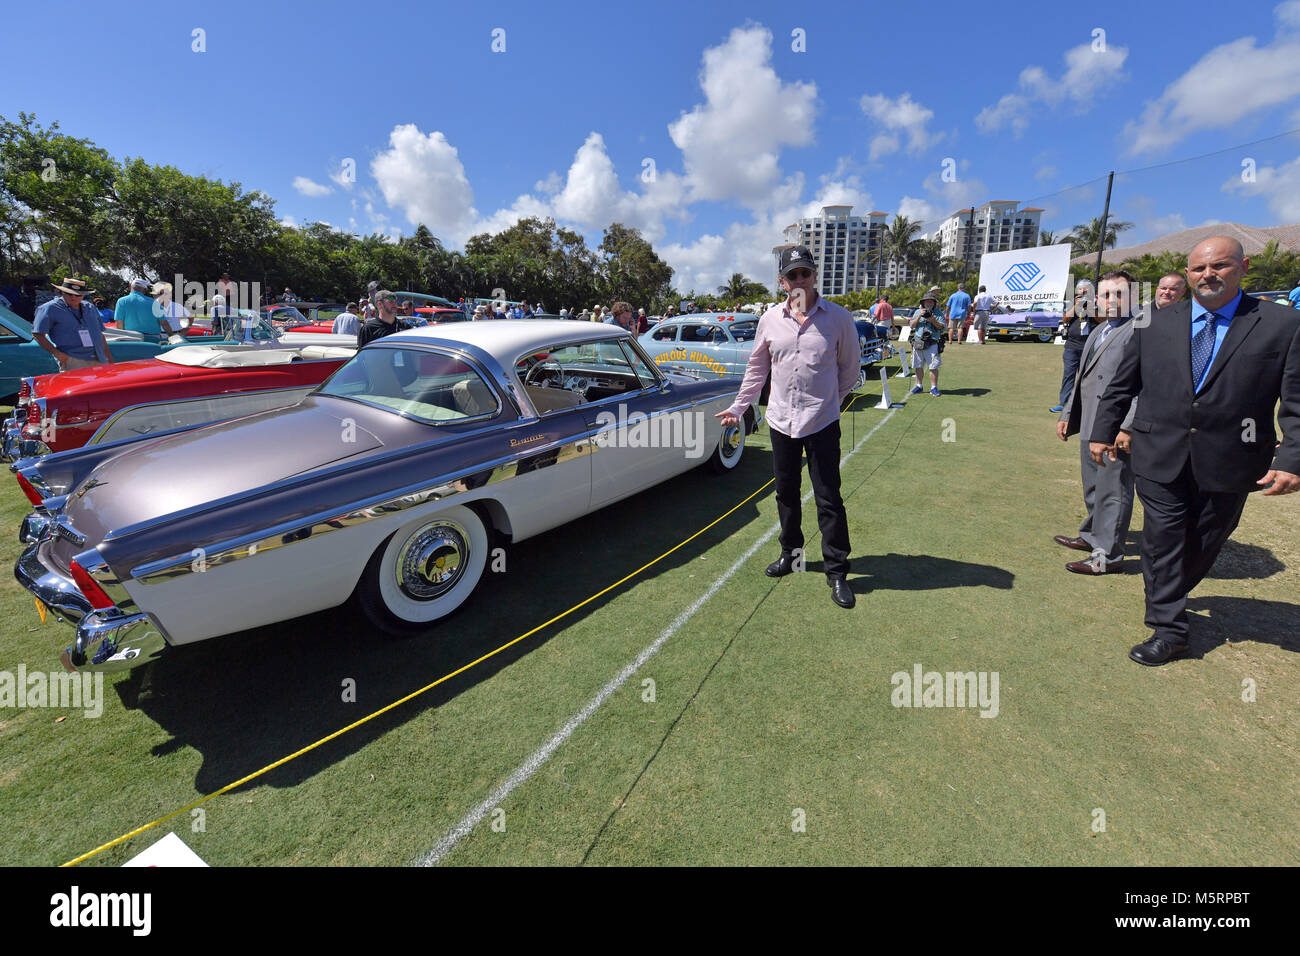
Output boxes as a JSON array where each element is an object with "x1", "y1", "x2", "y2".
[{"x1": 786, "y1": 268, "x2": 813, "y2": 280}]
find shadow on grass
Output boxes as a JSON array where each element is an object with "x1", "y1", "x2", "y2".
[
  {"x1": 806, "y1": 552, "x2": 1014, "y2": 594},
  {"x1": 109, "y1": 452, "x2": 775, "y2": 794},
  {"x1": 1204, "y1": 540, "x2": 1286, "y2": 580},
  {"x1": 1184, "y1": 595, "x2": 1300, "y2": 657},
  {"x1": 935, "y1": 387, "x2": 991, "y2": 397}
]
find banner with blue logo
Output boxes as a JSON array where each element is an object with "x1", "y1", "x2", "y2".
[{"x1": 977, "y1": 244, "x2": 1072, "y2": 307}]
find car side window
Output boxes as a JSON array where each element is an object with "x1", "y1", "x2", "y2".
[
  {"x1": 651, "y1": 325, "x2": 677, "y2": 341},
  {"x1": 680, "y1": 324, "x2": 712, "y2": 343},
  {"x1": 515, "y1": 339, "x2": 650, "y2": 415}
]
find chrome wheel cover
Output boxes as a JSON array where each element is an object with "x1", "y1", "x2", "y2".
[{"x1": 395, "y1": 521, "x2": 469, "y2": 600}]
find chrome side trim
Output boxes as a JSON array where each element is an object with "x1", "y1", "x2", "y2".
[
  {"x1": 130, "y1": 429, "x2": 599, "y2": 585},
  {"x1": 128, "y1": 389, "x2": 731, "y2": 587}
]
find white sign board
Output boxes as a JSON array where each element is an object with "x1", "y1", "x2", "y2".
[
  {"x1": 123, "y1": 832, "x2": 209, "y2": 867},
  {"x1": 977, "y1": 244, "x2": 1073, "y2": 308}
]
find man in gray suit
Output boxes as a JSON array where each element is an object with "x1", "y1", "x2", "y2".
[{"x1": 1054, "y1": 270, "x2": 1139, "y2": 574}]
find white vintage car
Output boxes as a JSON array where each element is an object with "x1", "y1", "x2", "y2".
[{"x1": 15, "y1": 321, "x2": 757, "y2": 673}]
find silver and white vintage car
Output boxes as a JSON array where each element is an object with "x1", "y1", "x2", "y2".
[{"x1": 14, "y1": 321, "x2": 756, "y2": 673}]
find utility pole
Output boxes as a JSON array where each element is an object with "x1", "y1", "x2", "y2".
[
  {"x1": 960, "y1": 206, "x2": 975, "y2": 285},
  {"x1": 1093, "y1": 171, "x2": 1114, "y2": 287}
]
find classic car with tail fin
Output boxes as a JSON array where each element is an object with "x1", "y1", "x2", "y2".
[{"x1": 14, "y1": 321, "x2": 755, "y2": 674}]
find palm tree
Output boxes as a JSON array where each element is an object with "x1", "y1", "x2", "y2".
[
  {"x1": 879, "y1": 214, "x2": 922, "y2": 289},
  {"x1": 1038, "y1": 229, "x2": 1057, "y2": 247},
  {"x1": 910, "y1": 238, "x2": 942, "y2": 284},
  {"x1": 1067, "y1": 217, "x2": 1133, "y2": 256},
  {"x1": 939, "y1": 256, "x2": 966, "y2": 282},
  {"x1": 717, "y1": 272, "x2": 753, "y2": 300}
]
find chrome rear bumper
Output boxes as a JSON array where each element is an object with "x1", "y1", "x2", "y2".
[{"x1": 15, "y1": 540, "x2": 168, "y2": 673}]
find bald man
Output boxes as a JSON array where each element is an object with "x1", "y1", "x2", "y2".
[{"x1": 1091, "y1": 237, "x2": 1300, "y2": 665}]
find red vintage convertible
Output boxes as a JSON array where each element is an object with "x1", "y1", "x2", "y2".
[{"x1": 4, "y1": 343, "x2": 354, "y2": 461}]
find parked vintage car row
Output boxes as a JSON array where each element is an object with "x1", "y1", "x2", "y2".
[
  {"x1": 3, "y1": 317, "x2": 355, "y2": 462},
  {"x1": 638, "y1": 313, "x2": 901, "y2": 388},
  {"x1": 13, "y1": 322, "x2": 756, "y2": 674}
]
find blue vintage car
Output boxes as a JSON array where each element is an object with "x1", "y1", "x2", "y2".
[
  {"x1": 640, "y1": 312, "x2": 899, "y2": 388},
  {"x1": 638, "y1": 313, "x2": 759, "y2": 378},
  {"x1": 0, "y1": 303, "x2": 205, "y2": 400},
  {"x1": 987, "y1": 299, "x2": 1066, "y2": 342}
]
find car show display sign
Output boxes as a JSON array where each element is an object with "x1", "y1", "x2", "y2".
[{"x1": 977, "y1": 243, "x2": 1072, "y2": 308}]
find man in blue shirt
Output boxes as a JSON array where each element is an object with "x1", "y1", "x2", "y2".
[
  {"x1": 115, "y1": 278, "x2": 165, "y2": 339},
  {"x1": 33, "y1": 278, "x2": 115, "y2": 370},
  {"x1": 1288, "y1": 276, "x2": 1300, "y2": 310},
  {"x1": 946, "y1": 283, "x2": 972, "y2": 344}
]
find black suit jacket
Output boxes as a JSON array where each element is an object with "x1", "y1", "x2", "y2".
[{"x1": 1091, "y1": 293, "x2": 1300, "y2": 493}]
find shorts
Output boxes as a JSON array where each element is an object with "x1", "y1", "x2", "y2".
[
  {"x1": 57, "y1": 355, "x2": 100, "y2": 371},
  {"x1": 972, "y1": 311, "x2": 989, "y2": 330},
  {"x1": 912, "y1": 344, "x2": 941, "y2": 370},
  {"x1": 948, "y1": 315, "x2": 966, "y2": 330}
]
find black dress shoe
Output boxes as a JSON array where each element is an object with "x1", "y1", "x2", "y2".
[
  {"x1": 829, "y1": 577, "x2": 855, "y2": 608},
  {"x1": 765, "y1": 553, "x2": 797, "y2": 577},
  {"x1": 1053, "y1": 535, "x2": 1092, "y2": 552},
  {"x1": 1129, "y1": 636, "x2": 1189, "y2": 666}
]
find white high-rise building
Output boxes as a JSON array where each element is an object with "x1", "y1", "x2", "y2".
[
  {"x1": 774, "y1": 205, "x2": 915, "y2": 297},
  {"x1": 933, "y1": 201, "x2": 1043, "y2": 274}
]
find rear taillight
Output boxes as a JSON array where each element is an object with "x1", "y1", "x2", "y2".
[
  {"x1": 16, "y1": 472, "x2": 43, "y2": 507},
  {"x1": 69, "y1": 559, "x2": 116, "y2": 611},
  {"x1": 26, "y1": 401, "x2": 40, "y2": 426},
  {"x1": 18, "y1": 379, "x2": 30, "y2": 402}
]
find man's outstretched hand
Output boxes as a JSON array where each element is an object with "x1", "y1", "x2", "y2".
[
  {"x1": 1257, "y1": 469, "x2": 1300, "y2": 496},
  {"x1": 715, "y1": 410, "x2": 740, "y2": 428}
]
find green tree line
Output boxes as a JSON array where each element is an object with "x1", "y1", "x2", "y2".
[{"x1": 0, "y1": 113, "x2": 678, "y2": 310}]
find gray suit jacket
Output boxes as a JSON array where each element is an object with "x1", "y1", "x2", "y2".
[{"x1": 1061, "y1": 315, "x2": 1138, "y2": 440}]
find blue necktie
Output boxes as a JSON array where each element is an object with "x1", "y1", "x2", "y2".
[{"x1": 1191, "y1": 314, "x2": 1218, "y2": 388}]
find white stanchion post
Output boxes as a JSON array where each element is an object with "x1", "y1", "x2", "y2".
[{"x1": 874, "y1": 365, "x2": 893, "y2": 409}]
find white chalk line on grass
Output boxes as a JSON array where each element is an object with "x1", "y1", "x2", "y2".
[{"x1": 415, "y1": 405, "x2": 901, "y2": 866}]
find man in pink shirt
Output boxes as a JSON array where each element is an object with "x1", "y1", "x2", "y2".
[{"x1": 716, "y1": 245, "x2": 861, "y2": 608}]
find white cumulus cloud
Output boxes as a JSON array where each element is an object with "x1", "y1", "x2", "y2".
[
  {"x1": 293, "y1": 176, "x2": 333, "y2": 198},
  {"x1": 1122, "y1": 19, "x2": 1300, "y2": 154},
  {"x1": 859, "y1": 93, "x2": 943, "y2": 160},
  {"x1": 370, "y1": 124, "x2": 477, "y2": 238},
  {"x1": 976, "y1": 42, "x2": 1129, "y2": 136},
  {"x1": 1223, "y1": 153, "x2": 1300, "y2": 222},
  {"x1": 667, "y1": 24, "x2": 817, "y2": 209}
]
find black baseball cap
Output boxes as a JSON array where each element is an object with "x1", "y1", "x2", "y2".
[{"x1": 778, "y1": 245, "x2": 816, "y2": 277}]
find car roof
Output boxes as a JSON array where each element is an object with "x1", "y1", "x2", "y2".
[
  {"x1": 383, "y1": 318, "x2": 632, "y2": 356},
  {"x1": 655, "y1": 312, "x2": 753, "y2": 325}
]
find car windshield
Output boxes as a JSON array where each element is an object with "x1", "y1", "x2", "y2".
[
  {"x1": 197, "y1": 311, "x2": 284, "y2": 342},
  {"x1": 1028, "y1": 301, "x2": 1066, "y2": 312},
  {"x1": 319, "y1": 347, "x2": 499, "y2": 422}
]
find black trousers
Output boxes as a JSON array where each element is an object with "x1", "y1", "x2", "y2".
[
  {"x1": 1058, "y1": 346, "x2": 1082, "y2": 407},
  {"x1": 769, "y1": 420, "x2": 851, "y2": 577},
  {"x1": 1136, "y1": 463, "x2": 1247, "y2": 645}
]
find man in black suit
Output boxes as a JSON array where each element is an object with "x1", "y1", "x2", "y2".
[{"x1": 1091, "y1": 236, "x2": 1300, "y2": 665}]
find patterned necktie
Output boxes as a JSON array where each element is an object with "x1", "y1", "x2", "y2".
[{"x1": 1190, "y1": 314, "x2": 1218, "y2": 387}]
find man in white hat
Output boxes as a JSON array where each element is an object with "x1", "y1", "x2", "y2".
[
  {"x1": 115, "y1": 277, "x2": 166, "y2": 339},
  {"x1": 33, "y1": 278, "x2": 115, "y2": 370},
  {"x1": 909, "y1": 288, "x2": 947, "y2": 397},
  {"x1": 150, "y1": 281, "x2": 190, "y2": 333}
]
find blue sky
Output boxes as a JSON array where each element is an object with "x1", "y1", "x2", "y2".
[{"x1": 9, "y1": 0, "x2": 1300, "y2": 292}]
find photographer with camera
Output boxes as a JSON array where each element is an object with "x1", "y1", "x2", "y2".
[{"x1": 909, "y1": 287, "x2": 947, "y2": 397}]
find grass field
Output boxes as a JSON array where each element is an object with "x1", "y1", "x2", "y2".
[{"x1": 1, "y1": 341, "x2": 1297, "y2": 866}]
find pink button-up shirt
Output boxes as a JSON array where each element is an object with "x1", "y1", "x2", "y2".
[{"x1": 725, "y1": 295, "x2": 860, "y2": 439}]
